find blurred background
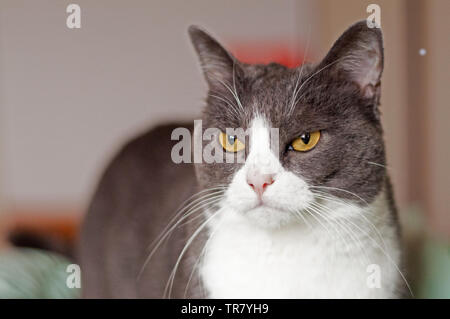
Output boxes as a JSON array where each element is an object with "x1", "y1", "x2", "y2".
[{"x1": 0, "y1": 0, "x2": 448, "y2": 298}]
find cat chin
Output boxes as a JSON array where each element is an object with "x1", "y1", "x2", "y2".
[{"x1": 243, "y1": 205, "x2": 297, "y2": 229}]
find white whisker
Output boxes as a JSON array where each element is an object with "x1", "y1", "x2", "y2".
[
  {"x1": 164, "y1": 208, "x2": 223, "y2": 298},
  {"x1": 137, "y1": 188, "x2": 226, "y2": 281},
  {"x1": 310, "y1": 197, "x2": 414, "y2": 297},
  {"x1": 292, "y1": 58, "x2": 342, "y2": 109},
  {"x1": 288, "y1": 25, "x2": 311, "y2": 115},
  {"x1": 309, "y1": 202, "x2": 372, "y2": 268},
  {"x1": 183, "y1": 215, "x2": 225, "y2": 298}
]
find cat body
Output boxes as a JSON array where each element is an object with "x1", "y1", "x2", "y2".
[
  {"x1": 202, "y1": 179, "x2": 401, "y2": 298},
  {"x1": 79, "y1": 21, "x2": 408, "y2": 298}
]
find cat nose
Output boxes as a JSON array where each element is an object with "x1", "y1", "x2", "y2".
[{"x1": 247, "y1": 172, "x2": 274, "y2": 197}]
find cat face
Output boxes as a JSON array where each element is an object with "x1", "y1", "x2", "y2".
[{"x1": 190, "y1": 21, "x2": 387, "y2": 228}]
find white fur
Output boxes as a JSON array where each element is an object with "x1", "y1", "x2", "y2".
[{"x1": 200, "y1": 116, "x2": 404, "y2": 298}]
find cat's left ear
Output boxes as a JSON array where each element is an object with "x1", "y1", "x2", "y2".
[
  {"x1": 319, "y1": 20, "x2": 384, "y2": 99},
  {"x1": 188, "y1": 25, "x2": 240, "y2": 90}
]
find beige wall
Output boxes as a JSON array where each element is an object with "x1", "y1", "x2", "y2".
[{"x1": 425, "y1": 0, "x2": 450, "y2": 236}]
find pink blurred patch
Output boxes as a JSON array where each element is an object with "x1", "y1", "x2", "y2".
[{"x1": 230, "y1": 41, "x2": 306, "y2": 68}]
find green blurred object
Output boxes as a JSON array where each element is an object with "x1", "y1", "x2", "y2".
[
  {"x1": 0, "y1": 248, "x2": 80, "y2": 299},
  {"x1": 418, "y1": 237, "x2": 450, "y2": 298}
]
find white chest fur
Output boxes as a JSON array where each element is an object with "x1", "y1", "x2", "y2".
[{"x1": 200, "y1": 192, "x2": 403, "y2": 299}]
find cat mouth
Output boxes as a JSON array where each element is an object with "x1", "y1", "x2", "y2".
[{"x1": 248, "y1": 201, "x2": 290, "y2": 214}]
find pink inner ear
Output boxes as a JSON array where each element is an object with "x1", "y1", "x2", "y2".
[
  {"x1": 359, "y1": 53, "x2": 381, "y2": 84},
  {"x1": 361, "y1": 83, "x2": 379, "y2": 99},
  {"x1": 344, "y1": 48, "x2": 382, "y2": 95}
]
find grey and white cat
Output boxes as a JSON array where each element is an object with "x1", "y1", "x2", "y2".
[{"x1": 79, "y1": 21, "x2": 409, "y2": 298}]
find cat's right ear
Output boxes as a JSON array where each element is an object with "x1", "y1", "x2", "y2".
[
  {"x1": 188, "y1": 26, "x2": 238, "y2": 89},
  {"x1": 318, "y1": 20, "x2": 384, "y2": 100}
]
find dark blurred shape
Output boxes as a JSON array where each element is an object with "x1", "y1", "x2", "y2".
[{"x1": 8, "y1": 229, "x2": 74, "y2": 259}]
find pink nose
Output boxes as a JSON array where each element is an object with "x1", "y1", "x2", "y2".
[{"x1": 247, "y1": 172, "x2": 274, "y2": 197}]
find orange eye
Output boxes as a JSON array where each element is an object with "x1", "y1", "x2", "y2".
[
  {"x1": 291, "y1": 131, "x2": 321, "y2": 152},
  {"x1": 219, "y1": 132, "x2": 245, "y2": 153}
]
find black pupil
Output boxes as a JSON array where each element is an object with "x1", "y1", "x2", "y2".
[
  {"x1": 300, "y1": 133, "x2": 310, "y2": 144},
  {"x1": 228, "y1": 135, "x2": 236, "y2": 145}
]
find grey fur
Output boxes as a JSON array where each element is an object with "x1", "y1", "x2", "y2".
[{"x1": 79, "y1": 21, "x2": 404, "y2": 298}]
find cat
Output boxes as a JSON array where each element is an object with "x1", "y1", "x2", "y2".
[{"x1": 79, "y1": 20, "x2": 410, "y2": 298}]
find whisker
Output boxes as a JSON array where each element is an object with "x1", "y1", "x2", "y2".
[
  {"x1": 314, "y1": 191, "x2": 384, "y2": 222},
  {"x1": 183, "y1": 215, "x2": 225, "y2": 298},
  {"x1": 302, "y1": 207, "x2": 334, "y2": 239},
  {"x1": 308, "y1": 202, "x2": 372, "y2": 268},
  {"x1": 310, "y1": 185, "x2": 369, "y2": 205},
  {"x1": 141, "y1": 194, "x2": 223, "y2": 265},
  {"x1": 208, "y1": 93, "x2": 240, "y2": 121},
  {"x1": 176, "y1": 199, "x2": 222, "y2": 229},
  {"x1": 307, "y1": 204, "x2": 369, "y2": 267},
  {"x1": 138, "y1": 197, "x2": 222, "y2": 282},
  {"x1": 367, "y1": 161, "x2": 394, "y2": 171},
  {"x1": 142, "y1": 187, "x2": 226, "y2": 253},
  {"x1": 288, "y1": 25, "x2": 311, "y2": 115},
  {"x1": 200, "y1": 64, "x2": 244, "y2": 116},
  {"x1": 296, "y1": 211, "x2": 313, "y2": 229},
  {"x1": 137, "y1": 189, "x2": 226, "y2": 281},
  {"x1": 232, "y1": 60, "x2": 245, "y2": 114},
  {"x1": 311, "y1": 191, "x2": 387, "y2": 248},
  {"x1": 288, "y1": 203, "x2": 313, "y2": 229},
  {"x1": 310, "y1": 198, "x2": 414, "y2": 297},
  {"x1": 292, "y1": 58, "x2": 342, "y2": 109},
  {"x1": 310, "y1": 210, "x2": 366, "y2": 278},
  {"x1": 164, "y1": 208, "x2": 223, "y2": 298}
]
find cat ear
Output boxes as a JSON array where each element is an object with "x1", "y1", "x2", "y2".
[
  {"x1": 188, "y1": 26, "x2": 239, "y2": 90},
  {"x1": 319, "y1": 20, "x2": 384, "y2": 99}
]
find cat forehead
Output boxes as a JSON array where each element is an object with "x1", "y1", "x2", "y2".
[
  {"x1": 205, "y1": 61, "x2": 357, "y2": 130},
  {"x1": 238, "y1": 63, "x2": 314, "y2": 114},
  {"x1": 238, "y1": 63, "x2": 320, "y2": 124},
  {"x1": 243, "y1": 63, "x2": 314, "y2": 91}
]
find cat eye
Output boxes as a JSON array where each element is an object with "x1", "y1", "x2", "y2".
[
  {"x1": 219, "y1": 132, "x2": 245, "y2": 153},
  {"x1": 290, "y1": 131, "x2": 321, "y2": 152}
]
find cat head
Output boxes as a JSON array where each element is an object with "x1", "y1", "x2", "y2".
[{"x1": 189, "y1": 21, "x2": 386, "y2": 229}]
